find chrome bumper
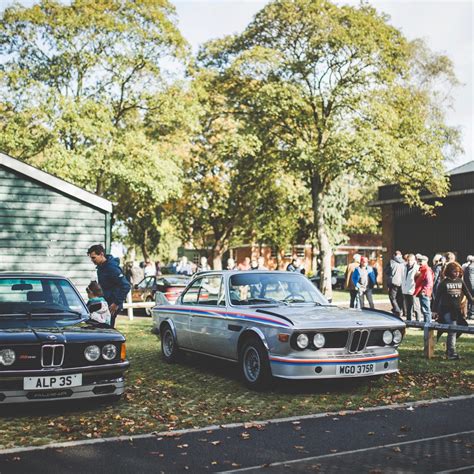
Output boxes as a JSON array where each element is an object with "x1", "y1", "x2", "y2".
[{"x1": 269, "y1": 350, "x2": 399, "y2": 379}]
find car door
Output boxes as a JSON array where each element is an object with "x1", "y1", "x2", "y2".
[
  {"x1": 171, "y1": 277, "x2": 203, "y2": 349},
  {"x1": 132, "y1": 276, "x2": 153, "y2": 302},
  {"x1": 188, "y1": 275, "x2": 231, "y2": 357}
]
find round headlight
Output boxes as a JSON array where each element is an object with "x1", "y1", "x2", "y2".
[
  {"x1": 84, "y1": 345, "x2": 101, "y2": 362},
  {"x1": 313, "y1": 333, "x2": 326, "y2": 349},
  {"x1": 382, "y1": 330, "x2": 393, "y2": 345},
  {"x1": 102, "y1": 344, "x2": 117, "y2": 361},
  {"x1": 0, "y1": 349, "x2": 15, "y2": 366},
  {"x1": 296, "y1": 333, "x2": 309, "y2": 349},
  {"x1": 393, "y1": 329, "x2": 403, "y2": 344}
]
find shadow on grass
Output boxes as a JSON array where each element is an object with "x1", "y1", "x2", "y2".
[
  {"x1": 0, "y1": 396, "x2": 120, "y2": 419},
  {"x1": 175, "y1": 351, "x2": 382, "y2": 395}
]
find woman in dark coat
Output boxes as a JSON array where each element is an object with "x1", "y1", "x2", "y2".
[{"x1": 434, "y1": 262, "x2": 473, "y2": 360}]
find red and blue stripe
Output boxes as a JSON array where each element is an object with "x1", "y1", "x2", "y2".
[{"x1": 157, "y1": 306, "x2": 290, "y2": 328}]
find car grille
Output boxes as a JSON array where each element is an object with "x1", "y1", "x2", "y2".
[
  {"x1": 0, "y1": 345, "x2": 41, "y2": 370},
  {"x1": 62, "y1": 343, "x2": 121, "y2": 368},
  {"x1": 323, "y1": 331, "x2": 349, "y2": 348},
  {"x1": 41, "y1": 345, "x2": 65, "y2": 367},
  {"x1": 348, "y1": 330, "x2": 370, "y2": 353},
  {"x1": 367, "y1": 330, "x2": 385, "y2": 347}
]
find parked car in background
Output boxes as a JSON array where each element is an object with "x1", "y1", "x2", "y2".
[
  {"x1": 0, "y1": 273, "x2": 129, "y2": 404},
  {"x1": 310, "y1": 269, "x2": 345, "y2": 290},
  {"x1": 152, "y1": 271, "x2": 405, "y2": 390},
  {"x1": 132, "y1": 275, "x2": 191, "y2": 314}
]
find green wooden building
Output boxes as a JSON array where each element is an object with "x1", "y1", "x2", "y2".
[{"x1": 0, "y1": 152, "x2": 113, "y2": 292}]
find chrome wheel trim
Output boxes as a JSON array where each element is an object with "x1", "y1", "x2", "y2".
[
  {"x1": 163, "y1": 329, "x2": 174, "y2": 357},
  {"x1": 243, "y1": 346, "x2": 261, "y2": 382}
]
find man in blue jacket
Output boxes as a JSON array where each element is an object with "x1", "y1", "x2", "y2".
[{"x1": 87, "y1": 244, "x2": 131, "y2": 328}]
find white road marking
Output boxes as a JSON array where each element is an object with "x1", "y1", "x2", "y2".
[
  {"x1": 221, "y1": 430, "x2": 474, "y2": 473},
  {"x1": 0, "y1": 394, "x2": 472, "y2": 455},
  {"x1": 436, "y1": 467, "x2": 474, "y2": 474}
]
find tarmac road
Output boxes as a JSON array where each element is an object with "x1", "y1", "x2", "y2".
[{"x1": 0, "y1": 395, "x2": 472, "y2": 474}]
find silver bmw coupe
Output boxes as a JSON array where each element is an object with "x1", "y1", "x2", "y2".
[{"x1": 152, "y1": 271, "x2": 405, "y2": 390}]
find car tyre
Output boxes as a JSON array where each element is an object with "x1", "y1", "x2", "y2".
[
  {"x1": 161, "y1": 324, "x2": 181, "y2": 363},
  {"x1": 239, "y1": 336, "x2": 272, "y2": 391}
]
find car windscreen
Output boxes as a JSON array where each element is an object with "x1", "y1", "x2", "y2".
[
  {"x1": 0, "y1": 278, "x2": 88, "y2": 318},
  {"x1": 162, "y1": 277, "x2": 190, "y2": 286},
  {"x1": 229, "y1": 273, "x2": 329, "y2": 306}
]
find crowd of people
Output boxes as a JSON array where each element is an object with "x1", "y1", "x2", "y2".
[{"x1": 346, "y1": 251, "x2": 474, "y2": 360}]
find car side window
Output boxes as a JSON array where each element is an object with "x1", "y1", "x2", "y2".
[
  {"x1": 137, "y1": 277, "x2": 151, "y2": 290},
  {"x1": 181, "y1": 278, "x2": 202, "y2": 305},
  {"x1": 197, "y1": 276, "x2": 223, "y2": 306},
  {"x1": 181, "y1": 276, "x2": 224, "y2": 306}
]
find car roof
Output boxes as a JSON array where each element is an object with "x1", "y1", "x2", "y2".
[{"x1": 0, "y1": 272, "x2": 68, "y2": 278}]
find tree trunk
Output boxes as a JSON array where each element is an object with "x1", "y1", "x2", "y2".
[
  {"x1": 212, "y1": 239, "x2": 227, "y2": 270},
  {"x1": 310, "y1": 174, "x2": 333, "y2": 301},
  {"x1": 141, "y1": 229, "x2": 150, "y2": 261}
]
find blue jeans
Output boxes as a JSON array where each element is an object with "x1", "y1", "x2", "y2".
[
  {"x1": 418, "y1": 295, "x2": 432, "y2": 323},
  {"x1": 443, "y1": 312, "x2": 457, "y2": 357}
]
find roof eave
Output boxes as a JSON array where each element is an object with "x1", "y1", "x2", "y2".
[{"x1": 0, "y1": 152, "x2": 113, "y2": 213}]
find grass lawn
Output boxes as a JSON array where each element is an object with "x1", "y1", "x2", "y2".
[
  {"x1": 0, "y1": 318, "x2": 472, "y2": 449},
  {"x1": 331, "y1": 290, "x2": 389, "y2": 304}
]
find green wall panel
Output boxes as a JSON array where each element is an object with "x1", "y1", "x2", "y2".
[{"x1": 0, "y1": 166, "x2": 112, "y2": 293}]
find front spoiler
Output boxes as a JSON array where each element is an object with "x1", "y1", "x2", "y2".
[{"x1": 269, "y1": 352, "x2": 399, "y2": 380}]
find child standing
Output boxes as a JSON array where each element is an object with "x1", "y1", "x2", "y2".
[{"x1": 86, "y1": 281, "x2": 112, "y2": 326}]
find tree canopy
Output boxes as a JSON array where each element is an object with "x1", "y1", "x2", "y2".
[
  {"x1": 0, "y1": 0, "x2": 461, "y2": 276},
  {"x1": 0, "y1": 0, "x2": 191, "y2": 257},
  {"x1": 198, "y1": 0, "x2": 460, "y2": 296}
]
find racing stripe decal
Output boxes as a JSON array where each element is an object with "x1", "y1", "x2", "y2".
[{"x1": 156, "y1": 306, "x2": 290, "y2": 327}]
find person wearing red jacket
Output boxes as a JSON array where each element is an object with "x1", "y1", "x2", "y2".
[{"x1": 414, "y1": 255, "x2": 434, "y2": 323}]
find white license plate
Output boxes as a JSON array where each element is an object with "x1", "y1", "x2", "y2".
[
  {"x1": 24, "y1": 374, "x2": 82, "y2": 390},
  {"x1": 336, "y1": 363, "x2": 375, "y2": 376}
]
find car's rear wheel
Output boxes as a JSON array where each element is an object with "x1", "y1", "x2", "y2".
[
  {"x1": 161, "y1": 324, "x2": 181, "y2": 363},
  {"x1": 239, "y1": 336, "x2": 272, "y2": 390}
]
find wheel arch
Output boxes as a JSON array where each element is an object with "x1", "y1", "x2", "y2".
[
  {"x1": 237, "y1": 327, "x2": 270, "y2": 355},
  {"x1": 159, "y1": 318, "x2": 177, "y2": 339}
]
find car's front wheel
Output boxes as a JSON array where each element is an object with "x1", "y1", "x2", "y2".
[
  {"x1": 161, "y1": 324, "x2": 181, "y2": 363},
  {"x1": 239, "y1": 336, "x2": 272, "y2": 390}
]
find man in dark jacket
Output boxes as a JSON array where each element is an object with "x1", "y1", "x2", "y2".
[
  {"x1": 87, "y1": 244, "x2": 131, "y2": 328},
  {"x1": 384, "y1": 251, "x2": 405, "y2": 317}
]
